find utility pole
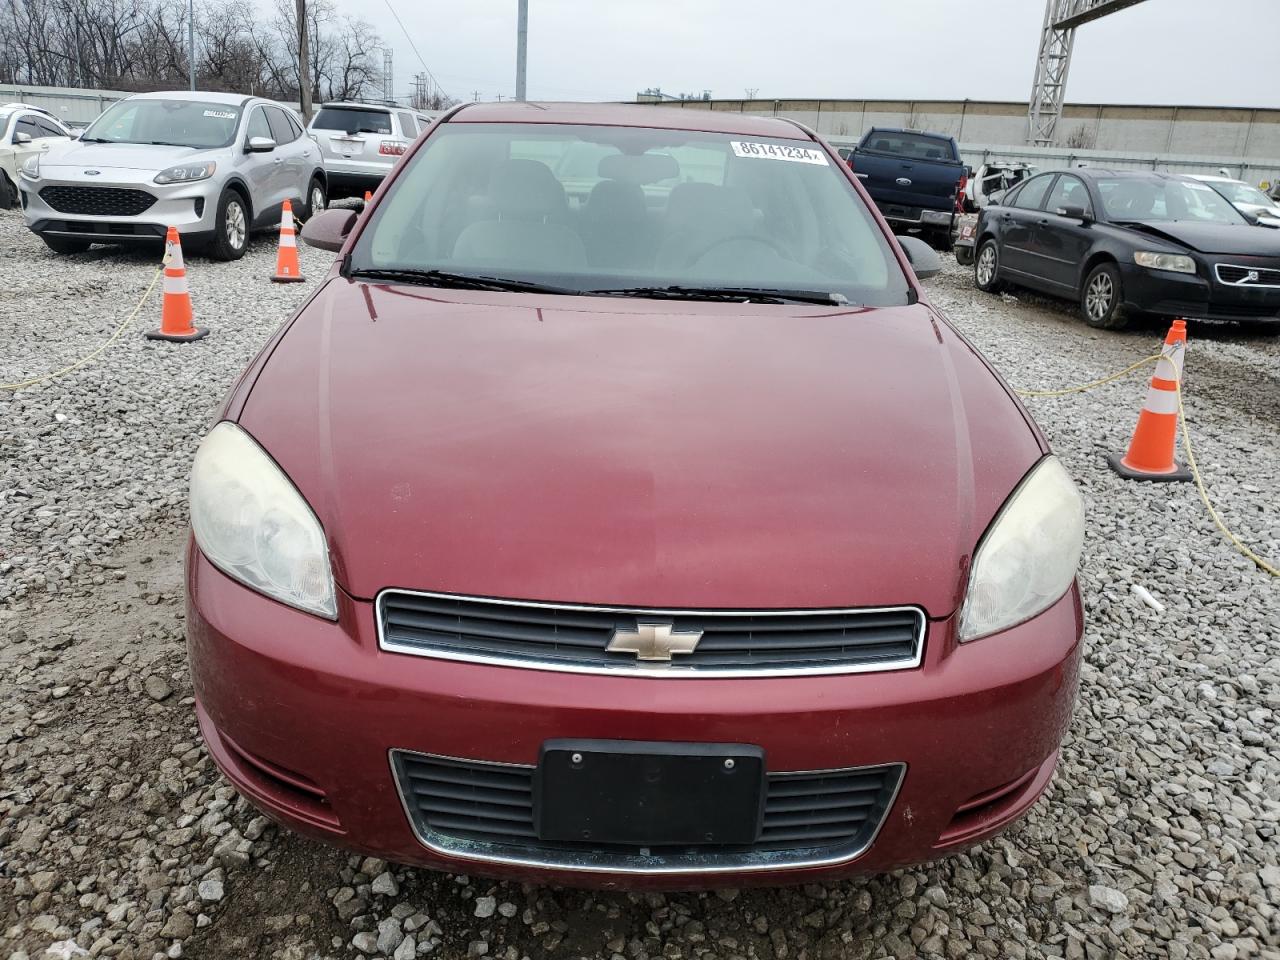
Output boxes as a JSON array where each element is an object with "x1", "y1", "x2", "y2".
[
  {"x1": 187, "y1": 0, "x2": 195, "y2": 90},
  {"x1": 296, "y1": 0, "x2": 313, "y2": 121},
  {"x1": 515, "y1": 0, "x2": 528, "y2": 101}
]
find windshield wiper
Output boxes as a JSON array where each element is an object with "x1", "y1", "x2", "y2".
[
  {"x1": 591, "y1": 285, "x2": 849, "y2": 306},
  {"x1": 349, "y1": 268, "x2": 580, "y2": 295},
  {"x1": 147, "y1": 140, "x2": 192, "y2": 147}
]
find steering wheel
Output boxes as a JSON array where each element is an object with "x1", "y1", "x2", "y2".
[{"x1": 692, "y1": 233, "x2": 789, "y2": 265}]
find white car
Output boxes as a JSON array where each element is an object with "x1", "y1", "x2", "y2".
[
  {"x1": 1189, "y1": 174, "x2": 1280, "y2": 227},
  {"x1": 0, "y1": 104, "x2": 73, "y2": 209},
  {"x1": 19, "y1": 91, "x2": 326, "y2": 259},
  {"x1": 307, "y1": 102, "x2": 433, "y2": 200}
]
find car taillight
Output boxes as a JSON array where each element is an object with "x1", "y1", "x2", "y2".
[
  {"x1": 378, "y1": 141, "x2": 408, "y2": 157},
  {"x1": 956, "y1": 173, "x2": 968, "y2": 212}
]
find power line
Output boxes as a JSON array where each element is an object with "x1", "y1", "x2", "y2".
[{"x1": 381, "y1": 0, "x2": 447, "y2": 100}]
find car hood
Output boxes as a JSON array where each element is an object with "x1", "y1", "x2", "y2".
[
  {"x1": 1119, "y1": 219, "x2": 1280, "y2": 255},
  {"x1": 236, "y1": 283, "x2": 1044, "y2": 617},
  {"x1": 41, "y1": 140, "x2": 212, "y2": 173}
]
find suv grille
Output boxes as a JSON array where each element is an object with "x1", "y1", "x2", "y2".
[
  {"x1": 378, "y1": 592, "x2": 925, "y2": 677},
  {"x1": 392, "y1": 750, "x2": 904, "y2": 873},
  {"x1": 1216, "y1": 264, "x2": 1280, "y2": 288},
  {"x1": 40, "y1": 186, "x2": 156, "y2": 217}
]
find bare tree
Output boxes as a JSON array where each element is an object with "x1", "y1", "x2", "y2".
[{"x1": 0, "y1": 0, "x2": 391, "y2": 104}]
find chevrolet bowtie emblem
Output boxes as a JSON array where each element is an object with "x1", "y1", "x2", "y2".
[{"x1": 607, "y1": 620, "x2": 703, "y2": 663}]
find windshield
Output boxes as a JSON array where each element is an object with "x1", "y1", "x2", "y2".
[
  {"x1": 1204, "y1": 179, "x2": 1273, "y2": 208},
  {"x1": 860, "y1": 132, "x2": 955, "y2": 162},
  {"x1": 351, "y1": 122, "x2": 910, "y2": 306},
  {"x1": 312, "y1": 107, "x2": 393, "y2": 135},
  {"x1": 1097, "y1": 177, "x2": 1245, "y2": 225},
  {"x1": 83, "y1": 99, "x2": 241, "y2": 148}
]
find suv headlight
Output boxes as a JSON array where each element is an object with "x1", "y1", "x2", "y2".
[
  {"x1": 959, "y1": 457, "x2": 1084, "y2": 642},
  {"x1": 1134, "y1": 251, "x2": 1196, "y2": 274},
  {"x1": 190, "y1": 422, "x2": 336, "y2": 619},
  {"x1": 20, "y1": 153, "x2": 40, "y2": 179},
  {"x1": 155, "y1": 161, "x2": 217, "y2": 184}
]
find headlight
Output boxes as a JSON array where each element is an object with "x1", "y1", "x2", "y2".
[
  {"x1": 190, "y1": 422, "x2": 336, "y2": 619},
  {"x1": 20, "y1": 154, "x2": 39, "y2": 179},
  {"x1": 1134, "y1": 251, "x2": 1197, "y2": 274},
  {"x1": 959, "y1": 457, "x2": 1084, "y2": 642},
  {"x1": 155, "y1": 161, "x2": 217, "y2": 184}
]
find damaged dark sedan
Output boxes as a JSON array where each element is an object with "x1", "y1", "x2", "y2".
[{"x1": 973, "y1": 168, "x2": 1280, "y2": 329}]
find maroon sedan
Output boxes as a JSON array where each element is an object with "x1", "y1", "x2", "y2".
[{"x1": 186, "y1": 102, "x2": 1085, "y2": 888}]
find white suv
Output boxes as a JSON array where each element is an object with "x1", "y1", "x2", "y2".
[
  {"x1": 307, "y1": 102, "x2": 433, "y2": 199},
  {"x1": 0, "y1": 104, "x2": 73, "y2": 209}
]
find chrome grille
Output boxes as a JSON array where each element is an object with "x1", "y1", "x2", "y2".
[
  {"x1": 391, "y1": 750, "x2": 904, "y2": 873},
  {"x1": 377, "y1": 591, "x2": 925, "y2": 677},
  {"x1": 1215, "y1": 263, "x2": 1280, "y2": 288},
  {"x1": 40, "y1": 186, "x2": 155, "y2": 217}
]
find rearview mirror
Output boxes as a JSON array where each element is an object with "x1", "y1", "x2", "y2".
[
  {"x1": 14, "y1": 131, "x2": 31, "y2": 145},
  {"x1": 897, "y1": 236, "x2": 942, "y2": 280},
  {"x1": 246, "y1": 136, "x2": 276, "y2": 153},
  {"x1": 301, "y1": 207, "x2": 357, "y2": 252},
  {"x1": 1057, "y1": 205, "x2": 1091, "y2": 223}
]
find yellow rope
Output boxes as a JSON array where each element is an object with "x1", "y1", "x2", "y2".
[
  {"x1": 1014, "y1": 354, "x2": 1163, "y2": 398},
  {"x1": 1176, "y1": 381, "x2": 1280, "y2": 578},
  {"x1": 1, "y1": 265, "x2": 165, "y2": 391},
  {"x1": 1012, "y1": 349, "x2": 1277, "y2": 579}
]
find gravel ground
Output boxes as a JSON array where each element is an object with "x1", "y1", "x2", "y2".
[{"x1": 2, "y1": 209, "x2": 1279, "y2": 960}]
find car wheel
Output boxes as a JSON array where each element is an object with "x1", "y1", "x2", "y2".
[
  {"x1": 974, "y1": 239, "x2": 1004, "y2": 293},
  {"x1": 41, "y1": 234, "x2": 91, "y2": 255},
  {"x1": 209, "y1": 189, "x2": 249, "y2": 261},
  {"x1": 955, "y1": 245, "x2": 974, "y2": 267},
  {"x1": 0, "y1": 171, "x2": 16, "y2": 210},
  {"x1": 1080, "y1": 262, "x2": 1130, "y2": 330},
  {"x1": 305, "y1": 178, "x2": 327, "y2": 221}
]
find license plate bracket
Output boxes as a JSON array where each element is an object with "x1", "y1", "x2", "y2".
[{"x1": 535, "y1": 740, "x2": 765, "y2": 846}]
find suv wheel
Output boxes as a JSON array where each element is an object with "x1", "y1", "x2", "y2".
[
  {"x1": 1081, "y1": 262, "x2": 1130, "y2": 329},
  {"x1": 41, "y1": 234, "x2": 91, "y2": 255},
  {"x1": 305, "y1": 178, "x2": 327, "y2": 221},
  {"x1": 974, "y1": 239, "x2": 1004, "y2": 293},
  {"x1": 209, "y1": 189, "x2": 249, "y2": 261},
  {"x1": 0, "y1": 171, "x2": 16, "y2": 210}
]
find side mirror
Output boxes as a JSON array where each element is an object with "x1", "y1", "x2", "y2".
[
  {"x1": 14, "y1": 131, "x2": 31, "y2": 145},
  {"x1": 898, "y1": 235, "x2": 942, "y2": 280},
  {"x1": 246, "y1": 136, "x2": 276, "y2": 153},
  {"x1": 1057, "y1": 205, "x2": 1092, "y2": 223},
  {"x1": 301, "y1": 207, "x2": 358, "y2": 252}
]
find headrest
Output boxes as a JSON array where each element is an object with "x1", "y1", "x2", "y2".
[
  {"x1": 489, "y1": 159, "x2": 567, "y2": 221},
  {"x1": 598, "y1": 152, "x2": 679, "y2": 184},
  {"x1": 584, "y1": 179, "x2": 646, "y2": 221}
]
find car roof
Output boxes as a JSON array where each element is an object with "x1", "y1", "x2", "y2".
[
  {"x1": 1187, "y1": 174, "x2": 1242, "y2": 184},
  {"x1": 126, "y1": 90, "x2": 251, "y2": 106},
  {"x1": 446, "y1": 101, "x2": 811, "y2": 140},
  {"x1": 319, "y1": 101, "x2": 394, "y2": 111},
  {"x1": 1068, "y1": 168, "x2": 1197, "y2": 183}
]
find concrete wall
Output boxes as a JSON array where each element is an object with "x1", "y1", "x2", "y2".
[
  {"x1": 0, "y1": 83, "x2": 129, "y2": 125},
  {"x1": 652, "y1": 97, "x2": 1280, "y2": 177}
]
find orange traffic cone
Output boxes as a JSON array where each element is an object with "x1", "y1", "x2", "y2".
[
  {"x1": 271, "y1": 199, "x2": 304, "y2": 283},
  {"x1": 146, "y1": 227, "x2": 207, "y2": 342},
  {"x1": 1107, "y1": 319, "x2": 1191, "y2": 482}
]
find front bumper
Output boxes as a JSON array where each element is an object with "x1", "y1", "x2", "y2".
[
  {"x1": 186, "y1": 541, "x2": 1083, "y2": 889},
  {"x1": 19, "y1": 170, "x2": 219, "y2": 243},
  {"x1": 1120, "y1": 262, "x2": 1280, "y2": 322}
]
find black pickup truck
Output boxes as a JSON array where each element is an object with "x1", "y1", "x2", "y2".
[{"x1": 848, "y1": 128, "x2": 967, "y2": 249}]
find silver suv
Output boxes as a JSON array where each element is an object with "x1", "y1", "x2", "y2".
[
  {"x1": 307, "y1": 102, "x2": 432, "y2": 199},
  {"x1": 18, "y1": 91, "x2": 327, "y2": 260}
]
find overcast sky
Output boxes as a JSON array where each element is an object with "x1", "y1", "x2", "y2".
[{"x1": 358, "y1": 0, "x2": 1276, "y2": 110}]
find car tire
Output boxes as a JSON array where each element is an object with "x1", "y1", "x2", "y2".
[
  {"x1": 0, "y1": 171, "x2": 16, "y2": 210},
  {"x1": 932, "y1": 229, "x2": 954, "y2": 253},
  {"x1": 208, "y1": 189, "x2": 249, "y2": 262},
  {"x1": 41, "y1": 234, "x2": 91, "y2": 255},
  {"x1": 955, "y1": 245, "x2": 974, "y2": 267},
  {"x1": 974, "y1": 239, "x2": 1004, "y2": 293},
  {"x1": 304, "y1": 177, "x2": 327, "y2": 221},
  {"x1": 1080, "y1": 262, "x2": 1130, "y2": 330}
]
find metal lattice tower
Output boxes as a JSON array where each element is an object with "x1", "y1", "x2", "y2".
[
  {"x1": 1028, "y1": 0, "x2": 1150, "y2": 146},
  {"x1": 383, "y1": 49, "x2": 394, "y2": 103}
]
